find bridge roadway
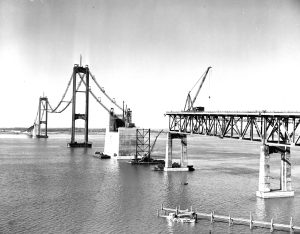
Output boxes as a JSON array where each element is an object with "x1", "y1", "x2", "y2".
[
  {"x1": 165, "y1": 111, "x2": 300, "y2": 198},
  {"x1": 166, "y1": 111, "x2": 300, "y2": 147}
]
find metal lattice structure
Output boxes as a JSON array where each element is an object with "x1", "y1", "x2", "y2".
[
  {"x1": 166, "y1": 111, "x2": 300, "y2": 147},
  {"x1": 36, "y1": 97, "x2": 48, "y2": 138},
  {"x1": 68, "y1": 64, "x2": 91, "y2": 147},
  {"x1": 136, "y1": 129, "x2": 150, "y2": 159}
]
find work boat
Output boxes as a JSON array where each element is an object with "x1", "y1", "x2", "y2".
[
  {"x1": 167, "y1": 213, "x2": 196, "y2": 223},
  {"x1": 93, "y1": 151, "x2": 111, "y2": 159}
]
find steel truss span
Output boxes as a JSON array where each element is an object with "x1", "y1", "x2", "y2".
[{"x1": 166, "y1": 111, "x2": 300, "y2": 147}]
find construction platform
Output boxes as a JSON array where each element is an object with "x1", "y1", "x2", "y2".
[
  {"x1": 36, "y1": 135, "x2": 48, "y2": 139},
  {"x1": 164, "y1": 167, "x2": 189, "y2": 172},
  {"x1": 67, "y1": 142, "x2": 92, "y2": 148},
  {"x1": 256, "y1": 190, "x2": 295, "y2": 199}
]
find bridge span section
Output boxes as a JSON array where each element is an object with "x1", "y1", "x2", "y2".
[{"x1": 165, "y1": 111, "x2": 300, "y2": 198}]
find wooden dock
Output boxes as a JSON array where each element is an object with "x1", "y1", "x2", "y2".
[{"x1": 159, "y1": 204, "x2": 300, "y2": 232}]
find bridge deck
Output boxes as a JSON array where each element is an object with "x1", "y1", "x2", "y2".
[{"x1": 166, "y1": 111, "x2": 300, "y2": 147}]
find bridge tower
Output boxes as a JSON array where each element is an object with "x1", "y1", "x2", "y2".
[
  {"x1": 36, "y1": 96, "x2": 48, "y2": 138},
  {"x1": 67, "y1": 64, "x2": 92, "y2": 148}
]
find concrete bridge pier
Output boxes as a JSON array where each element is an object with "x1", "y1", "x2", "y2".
[
  {"x1": 103, "y1": 110, "x2": 137, "y2": 159},
  {"x1": 280, "y1": 147, "x2": 292, "y2": 192},
  {"x1": 164, "y1": 132, "x2": 189, "y2": 171},
  {"x1": 257, "y1": 145, "x2": 271, "y2": 194},
  {"x1": 256, "y1": 145, "x2": 294, "y2": 198}
]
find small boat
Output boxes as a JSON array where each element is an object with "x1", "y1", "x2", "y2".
[
  {"x1": 187, "y1": 165, "x2": 195, "y2": 171},
  {"x1": 166, "y1": 213, "x2": 196, "y2": 223},
  {"x1": 152, "y1": 163, "x2": 165, "y2": 171},
  {"x1": 94, "y1": 152, "x2": 111, "y2": 159}
]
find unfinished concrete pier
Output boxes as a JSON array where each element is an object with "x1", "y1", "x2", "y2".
[
  {"x1": 256, "y1": 145, "x2": 294, "y2": 198},
  {"x1": 104, "y1": 127, "x2": 137, "y2": 159},
  {"x1": 164, "y1": 132, "x2": 190, "y2": 171}
]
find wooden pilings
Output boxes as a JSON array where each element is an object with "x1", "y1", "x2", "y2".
[{"x1": 159, "y1": 205, "x2": 300, "y2": 232}]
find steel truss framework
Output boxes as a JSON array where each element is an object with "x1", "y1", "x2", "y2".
[
  {"x1": 166, "y1": 111, "x2": 300, "y2": 147},
  {"x1": 136, "y1": 129, "x2": 151, "y2": 158},
  {"x1": 37, "y1": 97, "x2": 48, "y2": 138}
]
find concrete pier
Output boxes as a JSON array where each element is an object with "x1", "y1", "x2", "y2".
[
  {"x1": 104, "y1": 127, "x2": 137, "y2": 159},
  {"x1": 256, "y1": 145, "x2": 294, "y2": 198},
  {"x1": 257, "y1": 145, "x2": 271, "y2": 193},
  {"x1": 164, "y1": 132, "x2": 189, "y2": 171}
]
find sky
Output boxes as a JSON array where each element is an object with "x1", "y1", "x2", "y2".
[{"x1": 1, "y1": 0, "x2": 300, "y2": 129}]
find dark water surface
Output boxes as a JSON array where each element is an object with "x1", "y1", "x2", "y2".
[{"x1": 0, "y1": 134, "x2": 299, "y2": 233}]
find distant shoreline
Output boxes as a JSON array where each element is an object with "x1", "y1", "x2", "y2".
[
  {"x1": 0, "y1": 127, "x2": 167, "y2": 135},
  {"x1": 0, "y1": 128, "x2": 106, "y2": 135}
]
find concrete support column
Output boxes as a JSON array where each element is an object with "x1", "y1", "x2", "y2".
[
  {"x1": 181, "y1": 135, "x2": 187, "y2": 167},
  {"x1": 258, "y1": 145, "x2": 271, "y2": 192},
  {"x1": 165, "y1": 133, "x2": 173, "y2": 168},
  {"x1": 281, "y1": 147, "x2": 292, "y2": 191}
]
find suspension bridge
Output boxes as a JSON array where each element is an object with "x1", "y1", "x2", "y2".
[{"x1": 29, "y1": 57, "x2": 134, "y2": 148}]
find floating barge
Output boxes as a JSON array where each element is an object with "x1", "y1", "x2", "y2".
[
  {"x1": 130, "y1": 156, "x2": 165, "y2": 165},
  {"x1": 67, "y1": 142, "x2": 92, "y2": 148}
]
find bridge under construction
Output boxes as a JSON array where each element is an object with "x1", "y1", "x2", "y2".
[
  {"x1": 28, "y1": 61, "x2": 300, "y2": 199},
  {"x1": 165, "y1": 111, "x2": 300, "y2": 198}
]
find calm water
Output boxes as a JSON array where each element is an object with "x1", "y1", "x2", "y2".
[{"x1": 0, "y1": 133, "x2": 300, "y2": 234}]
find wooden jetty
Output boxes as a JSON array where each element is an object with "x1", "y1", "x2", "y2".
[{"x1": 158, "y1": 204, "x2": 300, "y2": 232}]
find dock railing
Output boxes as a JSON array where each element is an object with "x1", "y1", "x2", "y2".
[{"x1": 158, "y1": 204, "x2": 300, "y2": 232}]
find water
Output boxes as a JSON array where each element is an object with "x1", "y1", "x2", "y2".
[{"x1": 0, "y1": 133, "x2": 300, "y2": 233}]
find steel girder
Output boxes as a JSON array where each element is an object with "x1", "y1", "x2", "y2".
[{"x1": 167, "y1": 112, "x2": 300, "y2": 147}]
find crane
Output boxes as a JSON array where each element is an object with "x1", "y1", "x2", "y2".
[{"x1": 184, "y1": 66, "x2": 212, "y2": 111}]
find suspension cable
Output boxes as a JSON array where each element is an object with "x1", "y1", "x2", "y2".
[
  {"x1": 48, "y1": 76, "x2": 83, "y2": 113},
  {"x1": 78, "y1": 73, "x2": 111, "y2": 112},
  {"x1": 89, "y1": 70, "x2": 123, "y2": 111},
  {"x1": 47, "y1": 73, "x2": 73, "y2": 113}
]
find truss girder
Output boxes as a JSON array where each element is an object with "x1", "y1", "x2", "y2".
[{"x1": 167, "y1": 112, "x2": 300, "y2": 146}]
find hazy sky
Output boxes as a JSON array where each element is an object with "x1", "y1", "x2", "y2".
[{"x1": 1, "y1": 0, "x2": 300, "y2": 128}]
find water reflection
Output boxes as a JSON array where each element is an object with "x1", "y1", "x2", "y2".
[{"x1": 255, "y1": 198, "x2": 266, "y2": 220}]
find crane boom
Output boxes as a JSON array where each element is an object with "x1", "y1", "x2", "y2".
[
  {"x1": 192, "y1": 66, "x2": 211, "y2": 105},
  {"x1": 184, "y1": 66, "x2": 212, "y2": 111}
]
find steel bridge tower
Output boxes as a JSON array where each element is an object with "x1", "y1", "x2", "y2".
[
  {"x1": 36, "y1": 96, "x2": 48, "y2": 138},
  {"x1": 68, "y1": 64, "x2": 92, "y2": 148}
]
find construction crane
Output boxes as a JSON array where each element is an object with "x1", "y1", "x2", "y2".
[{"x1": 184, "y1": 66, "x2": 212, "y2": 111}]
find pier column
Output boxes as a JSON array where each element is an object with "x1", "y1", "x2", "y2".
[
  {"x1": 257, "y1": 145, "x2": 271, "y2": 193},
  {"x1": 164, "y1": 133, "x2": 190, "y2": 171},
  {"x1": 181, "y1": 135, "x2": 187, "y2": 167},
  {"x1": 165, "y1": 132, "x2": 173, "y2": 168},
  {"x1": 256, "y1": 145, "x2": 294, "y2": 198},
  {"x1": 280, "y1": 147, "x2": 292, "y2": 191}
]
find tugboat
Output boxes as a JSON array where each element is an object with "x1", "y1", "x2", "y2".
[{"x1": 93, "y1": 151, "x2": 111, "y2": 159}]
